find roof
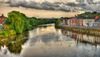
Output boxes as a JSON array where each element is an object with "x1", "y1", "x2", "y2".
[{"x1": 0, "y1": 14, "x2": 6, "y2": 18}]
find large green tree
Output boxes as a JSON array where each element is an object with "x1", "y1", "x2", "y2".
[
  {"x1": 8, "y1": 11, "x2": 26, "y2": 33},
  {"x1": 7, "y1": 11, "x2": 57, "y2": 33}
]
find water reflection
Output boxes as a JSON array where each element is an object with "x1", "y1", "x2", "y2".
[
  {"x1": 0, "y1": 33, "x2": 28, "y2": 54},
  {"x1": 1, "y1": 25, "x2": 100, "y2": 57},
  {"x1": 61, "y1": 29, "x2": 100, "y2": 45}
]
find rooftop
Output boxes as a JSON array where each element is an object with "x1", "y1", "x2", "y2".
[{"x1": 0, "y1": 14, "x2": 6, "y2": 18}]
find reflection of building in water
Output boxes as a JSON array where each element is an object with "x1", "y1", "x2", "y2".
[
  {"x1": 61, "y1": 29, "x2": 72, "y2": 37},
  {"x1": 61, "y1": 29, "x2": 100, "y2": 45},
  {"x1": 75, "y1": 34, "x2": 100, "y2": 45},
  {"x1": 56, "y1": 29, "x2": 67, "y2": 41}
]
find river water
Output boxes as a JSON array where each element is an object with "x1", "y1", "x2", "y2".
[{"x1": 0, "y1": 24, "x2": 100, "y2": 57}]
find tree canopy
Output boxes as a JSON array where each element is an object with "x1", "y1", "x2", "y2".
[{"x1": 77, "y1": 12, "x2": 100, "y2": 19}]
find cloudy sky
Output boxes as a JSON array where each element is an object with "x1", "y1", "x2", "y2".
[
  {"x1": 0, "y1": 0, "x2": 100, "y2": 18},
  {"x1": 0, "y1": 0, "x2": 76, "y2": 3},
  {"x1": 0, "y1": 0, "x2": 100, "y2": 11},
  {"x1": 0, "y1": 0, "x2": 80, "y2": 18}
]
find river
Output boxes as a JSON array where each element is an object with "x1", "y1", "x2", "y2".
[{"x1": 0, "y1": 24, "x2": 100, "y2": 57}]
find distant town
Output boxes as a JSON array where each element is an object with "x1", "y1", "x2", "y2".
[{"x1": 60, "y1": 12, "x2": 100, "y2": 28}]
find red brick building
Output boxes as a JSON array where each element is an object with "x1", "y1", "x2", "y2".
[{"x1": 70, "y1": 17, "x2": 78, "y2": 26}]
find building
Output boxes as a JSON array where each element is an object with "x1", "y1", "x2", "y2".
[
  {"x1": 61, "y1": 17, "x2": 95, "y2": 27},
  {"x1": 60, "y1": 15, "x2": 100, "y2": 28},
  {"x1": 82, "y1": 19, "x2": 94, "y2": 27},
  {"x1": 0, "y1": 14, "x2": 6, "y2": 29},
  {"x1": 68, "y1": 17, "x2": 78, "y2": 26},
  {"x1": 0, "y1": 14, "x2": 6, "y2": 24},
  {"x1": 91, "y1": 16, "x2": 100, "y2": 27},
  {"x1": 95, "y1": 16, "x2": 100, "y2": 22}
]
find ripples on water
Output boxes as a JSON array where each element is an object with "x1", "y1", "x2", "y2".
[{"x1": 0, "y1": 25, "x2": 100, "y2": 57}]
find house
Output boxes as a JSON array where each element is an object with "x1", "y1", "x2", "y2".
[
  {"x1": 68, "y1": 17, "x2": 78, "y2": 26},
  {"x1": 61, "y1": 17, "x2": 95, "y2": 27},
  {"x1": 69, "y1": 18, "x2": 95, "y2": 27},
  {"x1": 82, "y1": 19, "x2": 94, "y2": 27},
  {"x1": 0, "y1": 14, "x2": 6, "y2": 24},
  {"x1": 91, "y1": 16, "x2": 100, "y2": 27},
  {"x1": 67, "y1": 18, "x2": 84, "y2": 27},
  {"x1": 77, "y1": 19, "x2": 83, "y2": 26},
  {"x1": 0, "y1": 14, "x2": 6, "y2": 29},
  {"x1": 95, "y1": 16, "x2": 100, "y2": 22},
  {"x1": 61, "y1": 17, "x2": 81, "y2": 26}
]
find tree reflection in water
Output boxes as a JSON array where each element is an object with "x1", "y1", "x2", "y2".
[
  {"x1": 1, "y1": 25, "x2": 100, "y2": 57},
  {"x1": 0, "y1": 33, "x2": 28, "y2": 54}
]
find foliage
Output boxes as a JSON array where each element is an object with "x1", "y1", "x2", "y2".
[
  {"x1": 1, "y1": 30, "x2": 16, "y2": 37},
  {"x1": 7, "y1": 11, "x2": 27, "y2": 33},
  {"x1": 0, "y1": 11, "x2": 58, "y2": 37},
  {"x1": 0, "y1": 11, "x2": 58, "y2": 53},
  {"x1": 77, "y1": 12, "x2": 100, "y2": 19},
  {"x1": 7, "y1": 34, "x2": 28, "y2": 54},
  {"x1": 0, "y1": 34, "x2": 27, "y2": 54},
  {"x1": 6, "y1": 11, "x2": 57, "y2": 34},
  {"x1": 55, "y1": 19, "x2": 61, "y2": 27}
]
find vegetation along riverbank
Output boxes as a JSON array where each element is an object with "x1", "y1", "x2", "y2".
[
  {"x1": 0, "y1": 11, "x2": 57, "y2": 38},
  {"x1": 0, "y1": 11, "x2": 58, "y2": 54}
]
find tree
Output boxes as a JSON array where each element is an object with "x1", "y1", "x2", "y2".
[{"x1": 8, "y1": 11, "x2": 26, "y2": 33}]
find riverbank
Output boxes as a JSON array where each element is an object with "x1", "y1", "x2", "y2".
[
  {"x1": 58, "y1": 25, "x2": 100, "y2": 37},
  {"x1": 0, "y1": 11, "x2": 58, "y2": 53}
]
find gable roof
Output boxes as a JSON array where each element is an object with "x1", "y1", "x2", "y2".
[{"x1": 0, "y1": 14, "x2": 6, "y2": 19}]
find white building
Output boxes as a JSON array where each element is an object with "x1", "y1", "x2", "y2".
[{"x1": 82, "y1": 19, "x2": 94, "y2": 27}]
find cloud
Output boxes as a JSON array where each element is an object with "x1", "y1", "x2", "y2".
[
  {"x1": 0, "y1": 0, "x2": 9, "y2": 3},
  {"x1": 78, "y1": 2, "x2": 100, "y2": 12},
  {"x1": 2, "y1": 0, "x2": 100, "y2": 12},
  {"x1": 3, "y1": 0, "x2": 78, "y2": 12}
]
